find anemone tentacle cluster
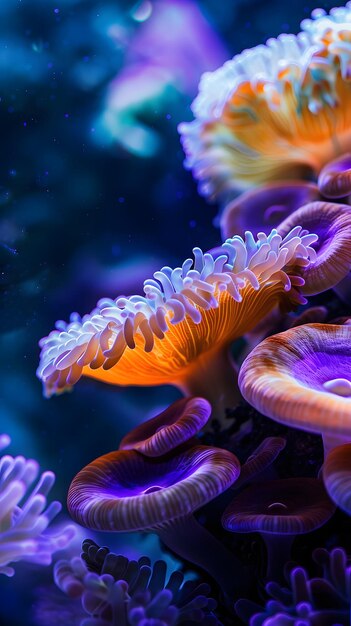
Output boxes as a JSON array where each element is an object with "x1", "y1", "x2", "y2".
[
  {"x1": 53, "y1": 539, "x2": 218, "y2": 626},
  {"x1": 236, "y1": 546, "x2": 351, "y2": 626},
  {"x1": 0, "y1": 435, "x2": 75, "y2": 577},
  {"x1": 37, "y1": 227, "x2": 317, "y2": 399},
  {"x1": 179, "y1": 2, "x2": 351, "y2": 201}
]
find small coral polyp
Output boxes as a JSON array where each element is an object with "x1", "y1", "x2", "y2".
[
  {"x1": 179, "y1": 3, "x2": 351, "y2": 202},
  {"x1": 37, "y1": 228, "x2": 316, "y2": 420}
]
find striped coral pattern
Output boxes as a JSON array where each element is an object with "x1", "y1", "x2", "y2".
[
  {"x1": 119, "y1": 397, "x2": 211, "y2": 456},
  {"x1": 67, "y1": 446, "x2": 240, "y2": 531}
]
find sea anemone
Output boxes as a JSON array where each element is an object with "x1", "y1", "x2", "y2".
[
  {"x1": 35, "y1": 539, "x2": 219, "y2": 626},
  {"x1": 221, "y1": 194, "x2": 351, "y2": 306},
  {"x1": 236, "y1": 546, "x2": 351, "y2": 626},
  {"x1": 0, "y1": 434, "x2": 75, "y2": 577},
  {"x1": 179, "y1": 3, "x2": 351, "y2": 203},
  {"x1": 37, "y1": 227, "x2": 318, "y2": 422}
]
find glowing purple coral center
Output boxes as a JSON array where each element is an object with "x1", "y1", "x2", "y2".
[{"x1": 37, "y1": 227, "x2": 317, "y2": 397}]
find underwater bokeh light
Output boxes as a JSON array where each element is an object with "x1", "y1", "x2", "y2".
[{"x1": 3, "y1": 0, "x2": 351, "y2": 624}]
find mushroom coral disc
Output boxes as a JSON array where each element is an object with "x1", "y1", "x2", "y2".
[
  {"x1": 179, "y1": 3, "x2": 351, "y2": 201},
  {"x1": 67, "y1": 446, "x2": 240, "y2": 532},
  {"x1": 238, "y1": 323, "x2": 351, "y2": 438}
]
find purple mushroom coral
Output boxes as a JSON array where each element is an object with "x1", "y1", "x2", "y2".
[
  {"x1": 220, "y1": 182, "x2": 321, "y2": 240},
  {"x1": 239, "y1": 323, "x2": 351, "y2": 458},
  {"x1": 232, "y1": 437, "x2": 286, "y2": 491},
  {"x1": 276, "y1": 201, "x2": 351, "y2": 296},
  {"x1": 67, "y1": 445, "x2": 247, "y2": 595},
  {"x1": 222, "y1": 478, "x2": 335, "y2": 582},
  {"x1": 318, "y1": 153, "x2": 351, "y2": 199},
  {"x1": 238, "y1": 322, "x2": 351, "y2": 513},
  {"x1": 119, "y1": 397, "x2": 211, "y2": 456}
]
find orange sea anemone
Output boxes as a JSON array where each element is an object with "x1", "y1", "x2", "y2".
[
  {"x1": 179, "y1": 4, "x2": 351, "y2": 203},
  {"x1": 37, "y1": 227, "x2": 318, "y2": 423}
]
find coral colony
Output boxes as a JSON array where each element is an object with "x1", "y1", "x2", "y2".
[{"x1": 8, "y1": 2, "x2": 351, "y2": 625}]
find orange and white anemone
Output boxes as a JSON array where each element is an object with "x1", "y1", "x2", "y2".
[
  {"x1": 179, "y1": 3, "x2": 351, "y2": 202},
  {"x1": 37, "y1": 228, "x2": 317, "y2": 422}
]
